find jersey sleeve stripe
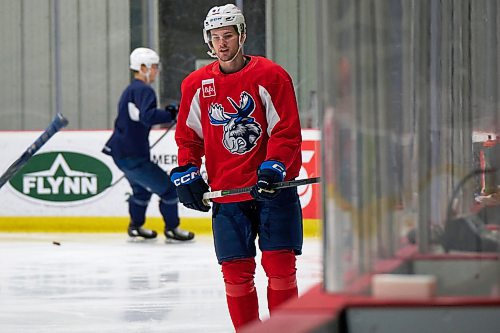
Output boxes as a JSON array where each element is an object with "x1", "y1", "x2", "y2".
[
  {"x1": 259, "y1": 84, "x2": 280, "y2": 136},
  {"x1": 186, "y1": 88, "x2": 204, "y2": 139}
]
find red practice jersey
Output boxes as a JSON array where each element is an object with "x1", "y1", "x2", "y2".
[{"x1": 176, "y1": 56, "x2": 302, "y2": 203}]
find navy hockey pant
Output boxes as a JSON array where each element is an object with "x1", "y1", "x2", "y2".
[
  {"x1": 114, "y1": 156, "x2": 179, "y2": 230},
  {"x1": 211, "y1": 187, "x2": 303, "y2": 264}
]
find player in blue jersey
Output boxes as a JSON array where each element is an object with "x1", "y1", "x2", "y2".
[{"x1": 103, "y1": 47, "x2": 194, "y2": 242}]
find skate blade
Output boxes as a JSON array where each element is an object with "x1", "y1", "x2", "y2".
[
  {"x1": 127, "y1": 237, "x2": 158, "y2": 243},
  {"x1": 164, "y1": 238, "x2": 195, "y2": 244}
]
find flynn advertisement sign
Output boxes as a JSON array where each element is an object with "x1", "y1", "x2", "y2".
[{"x1": 9, "y1": 152, "x2": 112, "y2": 203}]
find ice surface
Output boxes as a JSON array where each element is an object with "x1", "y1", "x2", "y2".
[{"x1": 0, "y1": 233, "x2": 321, "y2": 333}]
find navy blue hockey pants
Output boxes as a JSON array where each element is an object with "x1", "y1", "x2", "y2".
[
  {"x1": 114, "y1": 156, "x2": 179, "y2": 230},
  {"x1": 211, "y1": 187, "x2": 303, "y2": 264}
]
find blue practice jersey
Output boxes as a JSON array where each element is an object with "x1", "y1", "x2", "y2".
[{"x1": 103, "y1": 79, "x2": 173, "y2": 159}]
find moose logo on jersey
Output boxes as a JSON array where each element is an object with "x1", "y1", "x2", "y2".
[{"x1": 209, "y1": 91, "x2": 262, "y2": 154}]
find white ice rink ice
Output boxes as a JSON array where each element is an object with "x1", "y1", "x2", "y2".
[{"x1": 0, "y1": 233, "x2": 321, "y2": 333}]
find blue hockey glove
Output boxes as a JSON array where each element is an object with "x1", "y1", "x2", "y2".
[
  {"x1": 170, "y1": 164, "x2": 210, "y2": 212},
  {"x1": 165, "y1": 103, "x2": 178, "y2": 122},
  {"x1": 250, "y1": 160, "x2": 286, "y2": 201}
]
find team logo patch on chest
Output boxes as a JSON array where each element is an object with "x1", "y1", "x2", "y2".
[
  {"x1": 202, "y1": 78, "x2": 216, "y2": 98},
  {"x1": 209, "y1": 91, "x2": 262, "y2": 155}
]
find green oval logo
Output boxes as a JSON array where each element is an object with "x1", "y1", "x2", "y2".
[{"x1": 9, "y1": 151, "x2": 112, "y2": 203}]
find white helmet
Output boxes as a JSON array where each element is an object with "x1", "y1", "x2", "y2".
[
  {"x1": 203, "y1": 4, "x2": 246, "y2": 45},
  {"x1": 129, "y1": 47, "x2": 160, "y2": 71}
]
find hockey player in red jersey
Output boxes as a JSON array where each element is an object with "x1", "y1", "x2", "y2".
[{"x1": 169, "y1": 4, "x2": 303, "y2": 331}]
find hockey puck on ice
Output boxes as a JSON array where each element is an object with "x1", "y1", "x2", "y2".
[{"x1": 52, "y1": 241, "x2": 61, "y2": 246}]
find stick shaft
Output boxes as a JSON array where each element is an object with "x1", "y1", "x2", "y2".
[
  {"x1": 0, "y1": 113, "x2": 69, "y2": 189},
  {"x1": 203, "y1": 177, "x2": 321, "y2": 201},
  {"x1": 150, "y1": 120, "x2": 176, "y2": 149}
]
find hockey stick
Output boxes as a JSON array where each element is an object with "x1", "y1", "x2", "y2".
[
  {"x1": 106, "y1": 120, "x2": 177, "y2": 189},
  {"x1": 0, "y1": 112, "x2": 69, "y2": 189},
  {"x1": 150, "y1": 120, "x2": 177, "y2": 150},
  {"x1": 202, "y1": 177, "x2": 321, "y2": 203}
]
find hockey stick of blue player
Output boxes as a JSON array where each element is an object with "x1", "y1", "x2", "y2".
[
  {"x1": 106, "y1": 120, "x2": 177, "y2": 189},
  {"x1": 150, "y1": 120, "x2": 177, "y2": 150},
  {"x1": 0, "y1": 112, "x2": 69, "y2": 189},
  {"x1": 202, "y1": 177, "x2": 321, "y2": 204}
]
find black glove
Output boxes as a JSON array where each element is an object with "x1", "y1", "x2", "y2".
[
  {"x1": 170, "y1": 164, "x2": 210, "y2": 212},
  {"x1": 250, "y1": 160, "x2": 286, "y2": 201},
  {"x1": 165, "y1": 103, "x2": 179, "y2": 122}
]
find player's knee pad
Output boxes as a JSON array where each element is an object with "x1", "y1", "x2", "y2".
[
  {"x1": 221, "y1": 258, "x2": 256, "y2": 297},
  {"x1": 127, "y1": 194, "x2": 151, "y2": 206},
  {"x1": 160, "y1": 186, "x2": 178, "y2": 202},
  {"x1": 160, "y1": 196, "x2": 178, "y2": 206},
  {"x1": 261, "y1": 250, "x2": 297, "y2": 290}
]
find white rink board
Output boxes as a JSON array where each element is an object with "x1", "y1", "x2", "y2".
[{"x1": 0, "y1": 129, "x2": 320, "y2": 218}]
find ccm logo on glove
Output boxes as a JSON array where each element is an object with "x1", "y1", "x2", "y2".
[
  {"x1": 170, "y1": 164, "x2": 210, "y2": 212},
  {"x1": 171, "y1": 166, "x2": 202, "y2": 186}
]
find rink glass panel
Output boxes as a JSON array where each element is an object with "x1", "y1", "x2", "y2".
[{"x1": 317, "y1": 0, "x2": 500, "y2": 293}]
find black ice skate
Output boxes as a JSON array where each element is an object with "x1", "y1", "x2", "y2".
[
  {"x1": 128, "y1": 224, "x2": 158, "y2": 240},
  {"x1": 165, "y1": 227, "x2": 195, "y2": 242}
]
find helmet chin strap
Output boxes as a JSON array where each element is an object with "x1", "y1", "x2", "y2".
[
  {"x1": 220, "y1": 43, "x2": 243, "y2": 63},
  {"x1": 142, "y1": 67, "x2": 152, "y2": 84}
]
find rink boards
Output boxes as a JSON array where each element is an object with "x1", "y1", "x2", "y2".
[{"x1": 0, "y1": 129, "x2": 321, "y2": 236}]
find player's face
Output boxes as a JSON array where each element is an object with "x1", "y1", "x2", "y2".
[
  {"x1": 209, "y1": 26, "x2": 240, "y2": 61},
  {"x1": 140, "y1": 63, "x2": 159, "y2": 83}
]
